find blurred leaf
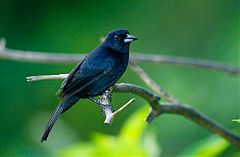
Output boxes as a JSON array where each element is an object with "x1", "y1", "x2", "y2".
[
  {"x1": 58, "y1": 143, "x2": 95, "y2": 157},
  {"x1": 232, "y1": 119, "x2": 240, "y2": 123},
  {"x1": 58, "y1": 106, "x2": 160, "y2": 157},
  {"x1": 91, "y1": 133, "x2": 147, "y2": 157},
  {"x1": 177, "y1": 135, "x2": 230, "y2": 157},
  {"x1": 119, "y1": 106, "x2": 149, "y2": 144},
  {"x1": 143, "y1": 131, "x2": 161, "y2": 157}
]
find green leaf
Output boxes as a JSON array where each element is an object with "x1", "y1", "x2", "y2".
[
  {"x1": 57, "y1": 106, "x2": 155, "y2": 157},
  {"x1": 232, "y1": 119, "x2": 240, "y2": 123},
  {"x1": 177, "y1": 135, "x2": 230, "y2": 157},
  {"x1": 58, "y1": 143, "x2": 95, "y2": 157},
  {"x1": 119, "y1": 106, "x2": 149, "y2": 144}
]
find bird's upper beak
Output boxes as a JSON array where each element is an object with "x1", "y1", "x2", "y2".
[{"x1": 124, "y1": 34, "x2": 138, "y2": 43}]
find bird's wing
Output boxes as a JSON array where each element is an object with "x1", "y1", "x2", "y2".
[
  {"x1": 65, "y1": 67, "x2": 114, "y2": 98},
  {"x1": 61, "y1": 62, "x2": 82, "y2": 89},
  {"x1": 59, "y1": 55, "x2": 113, "y2": 98},
  {"x1": 56, "y1": 61, "x2": 83, "y2": 96}
]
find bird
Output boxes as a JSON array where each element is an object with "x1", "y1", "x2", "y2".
[{"x1": 40, "y1": 29, "x2": 137, "y2": 142}]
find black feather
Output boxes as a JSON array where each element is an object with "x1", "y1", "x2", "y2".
[
  {"x1": 41, "y1": 29, "x2": 137, "y2": 142},
  {"x1": 40, "y1": 104, "x2": 63, "y2": 142}
]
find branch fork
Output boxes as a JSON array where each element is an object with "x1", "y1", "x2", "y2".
[{"x1": 100, "y1": 91, "x2": 135, "y2": 124}]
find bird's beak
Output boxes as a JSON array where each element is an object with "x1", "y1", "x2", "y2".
[{"x1": 124, "y1": 34, "x2": 138, "y2": 43}]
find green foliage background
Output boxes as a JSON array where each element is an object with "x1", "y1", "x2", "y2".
[{"x1": 0, "y1": 0, "x2": 239, "y2": 156}]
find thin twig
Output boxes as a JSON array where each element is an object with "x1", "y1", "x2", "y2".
[
  {"x1": 131, "y1": 53, "x2": 240, "y2": 75},
  {"x1": 112, "y1": 98, "x2": 136, "y2": 116},
  {"x1": 101, "y1": 96, "x2": 136, "y2": 124},
  {"x1": 25, "y1": 74, "x2": 240, "y2": 147},
  {"x1": 1, "y1": 39, "x2": 239, "y2": 75},
  {"x1": 1, "y1": 48, "x2": 86, "y2": 63},
  {"x1": 26, "y1": 74, "x2": 68, "y2": 81},
  {"x1": 129, "y1": 61, "x2": 180, "y2": 105}
]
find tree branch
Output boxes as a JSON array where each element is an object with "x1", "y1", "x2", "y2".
[
  {"x1": 131, "y1": 53, "x2": 240, "y2": 75},
  {"x1": 97, "y1": 89, "x2": 136, "y2": 124},
  {"x1": 100, "y1": 90, "x2": 136, "y2": 125},
  {"x1": 129, "y1": 61, "x2": 181, "y2": 105},
  {"x1": 1, "y1": 38, "x2": 239, "y2": 75},
  {"x1": 26, "y1": 74, "x2": 240, "y2": 147},
  {"x1": 158, "y1": 103, "x2": 240, "y2": 148},
  {"x1": 26, "y1": 74, "x2": 68, "y2": 81}
]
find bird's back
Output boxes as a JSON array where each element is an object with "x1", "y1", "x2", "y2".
[{"x1": 60, "y1": 45, "x2": 129, "y2": 99}]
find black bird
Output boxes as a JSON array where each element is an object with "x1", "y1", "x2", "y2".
[{"x1": 41, "y1": 29, "x2": 137, "y2": 142}]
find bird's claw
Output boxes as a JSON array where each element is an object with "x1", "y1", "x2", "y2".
[
  {"x1": 100, "y1": 104, "x2": 114, "y2": 117},
  {"x1": 101, "y1": 104, "x2": 114, "y2": 112}
]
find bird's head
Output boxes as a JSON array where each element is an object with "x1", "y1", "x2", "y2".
[{"x1": 103, "y1": 29, "x2": 137, "y2": 53}]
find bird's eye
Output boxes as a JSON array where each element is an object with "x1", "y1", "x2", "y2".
[
  {"x1": 114, "y1": 35, "x2": 120, "y2": 40},
  {"x1": 121, "y1": 34, "x2": 127, "y2": 39}
]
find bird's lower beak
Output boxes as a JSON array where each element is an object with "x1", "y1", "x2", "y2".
[{"x1": 124, "y1": 34, "x2": 138, "y2": 43}]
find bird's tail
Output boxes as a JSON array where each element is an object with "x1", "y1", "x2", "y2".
[
  {"x1": 40, "y1": 96, "x2": 80, "y2": 142},
  {"x1": 40, "y1": 103, "x2": 64, "y2": 143}
]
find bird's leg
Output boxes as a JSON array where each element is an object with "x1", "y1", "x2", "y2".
[{"x1": 88, "y1": 96, "x2": 114, "y2": 112}]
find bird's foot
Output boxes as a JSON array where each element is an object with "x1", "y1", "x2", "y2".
[
  {"x1": 88, "y1": 96, "x2": 114, "y2": 114},
  {"x1": 100, "y1": 104, "x2": 114, "y2": 111},
  {"x1": 100, "y1": 104, "x2": 115, "y2": 117}
]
